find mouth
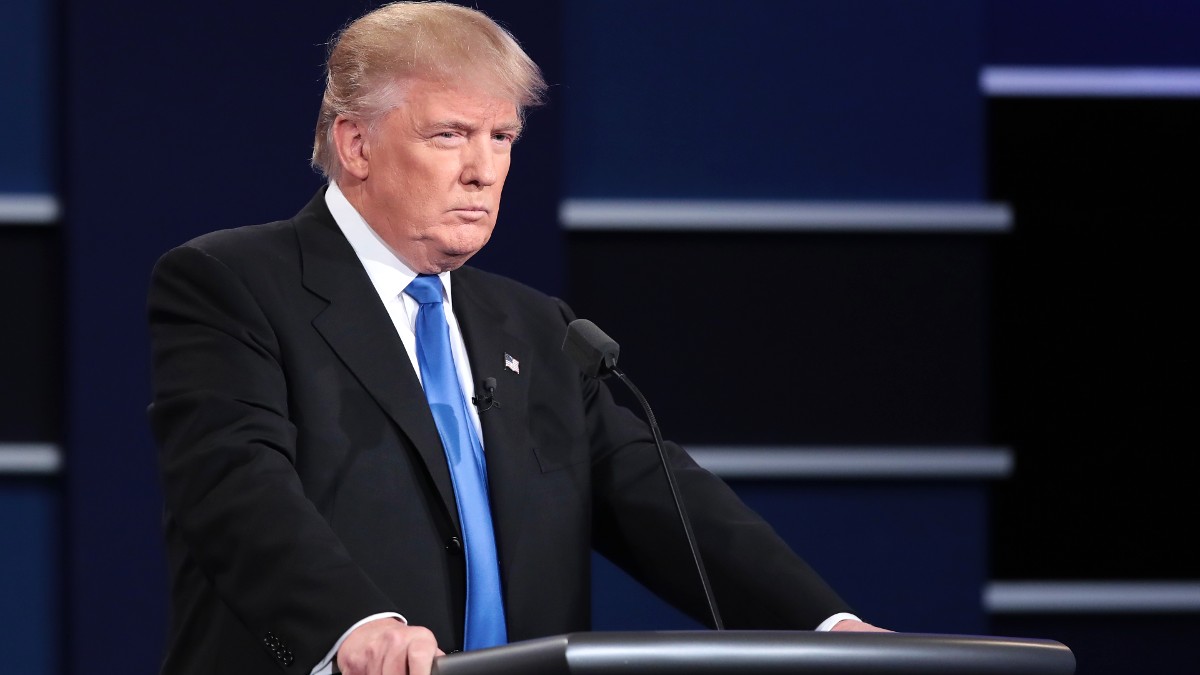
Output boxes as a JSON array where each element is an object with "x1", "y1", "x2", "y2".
[{"x1": 449, "y1": 206, "x2": 490, "y2": 221}]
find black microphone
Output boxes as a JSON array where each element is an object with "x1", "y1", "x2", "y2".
[
  {"x1": 471, "y1": 377, "x2": 500, "y2": 412},
  {"x1": 562, "y1": 318, "x2": 724, "y2": 630},
  {"x1": 562, "y1": 318, "x2": 619, "y2": 378}
]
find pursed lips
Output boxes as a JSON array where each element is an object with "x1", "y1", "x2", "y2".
[{"x1": 449, "y1": 205, "x2": 490, "y2": 217}]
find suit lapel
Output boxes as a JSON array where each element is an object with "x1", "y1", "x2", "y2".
[
  {"x1": 293, "y1": 192, "x2": 460, "y2": 530},
  {"x1": 451, "y1": 270, "x2": 535, "y2": 577}
]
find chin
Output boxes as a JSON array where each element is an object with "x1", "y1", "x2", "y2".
[
  {"x1": 419, "y1": 229, "x2": 491, "y2": 270},
  {"x1": 447, "y1": 235, "x2": 491, "y2": 258},
  {"x1": 426, "y1": 248, "x2": 481, "y2": 273}
]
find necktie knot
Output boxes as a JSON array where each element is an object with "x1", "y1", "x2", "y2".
[{"x1": 405, "y1": 274, "x2": 444, "y2": 305}]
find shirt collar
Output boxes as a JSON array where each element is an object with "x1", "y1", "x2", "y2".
[{"x1": 324, "y1": 181, "x2": 453, "y2": 303}]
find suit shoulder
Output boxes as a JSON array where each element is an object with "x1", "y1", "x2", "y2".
[
  {"x1": 150, "y1": 218, "x2": 310, "y2": 295},
  {"x1": 166, "y1": 219, "x2": 298, "y2": 265},
  {"x1": 455, "y1": 266, "x2": 568, "y2": 313},
  {"x1": 456, "y1": 265, "x2": 546, "y2": 298}
]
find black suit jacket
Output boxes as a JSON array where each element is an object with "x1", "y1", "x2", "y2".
[{"x1": 147, "y1": 188, "x2": 851, "y2": 674}]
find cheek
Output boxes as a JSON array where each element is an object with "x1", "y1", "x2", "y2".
[
  {"x1": 390, "y1": 174, "x2": 440, "y2": 212},
  {"x1": 386, "y1": 152, "x2": 451, "y2": 196}
]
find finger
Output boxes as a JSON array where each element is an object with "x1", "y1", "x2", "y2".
[
  {"x1": 379, "y1": 648, "x2": 405, "y2": 675},
  {"x1": 337, "y1": 651, "x2": 365, "y2": 675},
  {"x1": 407, "y1": 637, "x2": 439, "y2": 675}
]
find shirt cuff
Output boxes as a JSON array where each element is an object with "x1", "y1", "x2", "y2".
[
  {"x1": 310, "y1": 612, "x2": 408, "y2": 675},
  {"x1": 815, "y1": 612, "x2": 862, "y2": 632}
]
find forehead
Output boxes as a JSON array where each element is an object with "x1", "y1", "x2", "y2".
[{"x1": 397, "y1": 77, "x2": 520, "y2": 124}]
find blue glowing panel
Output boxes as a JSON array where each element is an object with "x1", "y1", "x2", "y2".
[
  {"x1": 986, "y1": 0, "x2": 1200, "y2": 66},
  {"x1": 0, "y1": 483, "x2": 59, "y2": 674},
  {"x1": 0, "y1": 0, "x2": 54, "y2": 193},
  {"x1": 563, "y1": 1, "x2": 985, "y2": 200}
]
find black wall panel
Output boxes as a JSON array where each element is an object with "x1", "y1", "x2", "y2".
[
  {"x1": 568, "y1": 233, "x2": 994, "y2": 445},
  {"x1": 0, "y1": 229, "x2": 62, "y2": 441},
  {"x1": 989, "y1": 98, "x2": 1199, "y2": 579}
]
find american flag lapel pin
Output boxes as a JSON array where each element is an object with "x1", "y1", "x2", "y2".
[{"x1": 504, "y1": 352, "x2": 520, "y2": 374}]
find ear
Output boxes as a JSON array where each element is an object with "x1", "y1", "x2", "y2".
[{"x1": 332, "y1": 116, "x2": 370, "y2": 180}]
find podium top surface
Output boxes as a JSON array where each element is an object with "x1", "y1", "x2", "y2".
[{"x1": 431, "y1": 630, "x2": 1075, "y2": 675}]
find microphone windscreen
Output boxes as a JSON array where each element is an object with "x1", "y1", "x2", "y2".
[{"x1": 562, "y1": 319, "x2": 620, "y2": 378}]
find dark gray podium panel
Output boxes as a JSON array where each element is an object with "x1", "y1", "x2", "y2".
[{"x1": 431, "y1": 631, "x2": 1075, "y2": 675}]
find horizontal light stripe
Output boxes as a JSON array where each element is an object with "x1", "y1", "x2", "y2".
[
  {"x1": 0, "y1": 194, "x2": 60, "y2": 224},
  {"x1": 687, "y1": 446, "x2": 1012, "y2": 479},
  {"x1": 981, "y1": 66, "x2": 1200, "y2": 98},
  {"x1": 0, "y1": 443, "x2": 63, "y2": 474},
  {"x1": 986, "y1": 581, "x2": 1200, "y2": 614},
  {"x1": 560, "y1": 200, "x2": 1012, "y2": 233}
]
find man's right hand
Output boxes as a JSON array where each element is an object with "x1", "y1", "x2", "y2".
[{"x1": 336, "y1": 617, "x2": 444, "y2": 675}]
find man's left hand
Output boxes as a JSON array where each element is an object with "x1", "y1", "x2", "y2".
[{"x1": 830, "y1": 619, "x2": 892, "y2": 632}]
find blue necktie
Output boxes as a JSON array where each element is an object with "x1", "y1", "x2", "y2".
[{"x1": 404, "y1": 274, "x2": 507, "y2": 650}]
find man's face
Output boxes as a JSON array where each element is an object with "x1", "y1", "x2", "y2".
[{"x1": 354, "y1": 78, "x2": 521, "y2": 273}]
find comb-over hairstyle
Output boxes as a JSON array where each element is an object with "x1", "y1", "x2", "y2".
[{"x1": 311, "y1": 1, "x2": 547, "y2": 181}]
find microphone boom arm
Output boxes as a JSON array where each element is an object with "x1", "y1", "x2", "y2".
[{"x1": 611, "y1": 364, "x2": 725, "y2": 631}]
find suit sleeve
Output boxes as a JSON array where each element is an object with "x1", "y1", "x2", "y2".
[
  {"x1": 552, "y1": 300, "x2": 854, "y2": 630},
  {"x1": 148, "y1": 244, "x2": 398, "y2": 670}
]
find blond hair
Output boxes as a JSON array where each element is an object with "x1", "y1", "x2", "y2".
[{"x1": 311, "y1": 1, "x2": 546, "y2": 181}]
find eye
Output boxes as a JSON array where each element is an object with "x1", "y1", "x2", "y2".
[{"x1": 430, "y1": 130, "x2": 467, "y2": 147}]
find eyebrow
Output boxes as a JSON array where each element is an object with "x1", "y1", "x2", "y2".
[
  {"x1": 429, "y1": 120, "x2": 475, "y2": 133},
  {"x1": 495, "y1": 121, "x2": 524, "y2": 139},
  {"x1": 427, "y1": 119, "x2": 524, "y2": 136}
]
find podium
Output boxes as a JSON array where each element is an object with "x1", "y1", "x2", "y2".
[{"x1": 431, "y1": 631, "x2": 1075, "y2": 675}]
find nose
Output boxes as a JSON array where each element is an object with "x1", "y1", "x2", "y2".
[{"x1": 461, "y1": 137, "x2": 498, "y2": 188}]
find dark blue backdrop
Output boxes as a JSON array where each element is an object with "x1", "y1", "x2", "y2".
[
  {"x1": 61, "y1": 1, "x2": 990, "y2": 671},
  {"x1": 47, "y1": 1, "x2": 1200, "y2": 674}
]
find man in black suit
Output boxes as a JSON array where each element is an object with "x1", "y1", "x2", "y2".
[{"x1": 147, "y1": 3, "x2": 885, "y2": 674}]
